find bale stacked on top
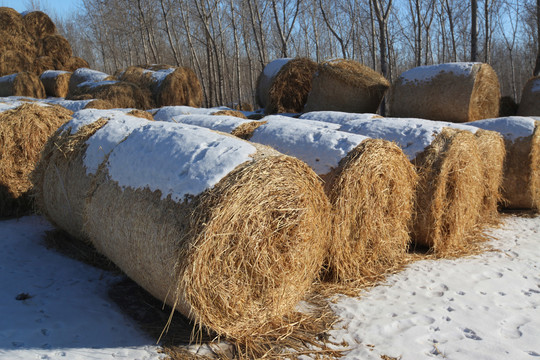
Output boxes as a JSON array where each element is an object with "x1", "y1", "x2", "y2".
[
  {"x1": 0, "y1": 102, "x2": 72, "y2": 217},
  {"x1": 256, "y1": 58, "x2": 292, "y2": 110},
  {"x1": 0, "y1": 72, "x2": 45, "y2": 98},
  {"x1": 517, "y1": 77, "x2": 540, "y2": 116},
  {"x1": 40, "y1": 70, "x2": 71, "y2": 98},
  {"x1": 298, "y1": 113, "x2": 487, "y2": 254},
  {"x1": 32, "y1": 109, "x2": 331, "y2": 339},
  {"x1": 303, "y1": 59, "x2": 390, "y2": 114},
  {"x1": 471, "y1": 117, "x2": 540, "y2": 211},
  {"x1": 389, "y1": 62, "x2": 500, "y2": 122},
  {"x1": 118, "y1": 65, "x2": 202, "y2": 108}
]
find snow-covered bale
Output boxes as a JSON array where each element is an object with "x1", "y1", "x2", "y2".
[
  {"x1": 69, "y1": 80, "x2": 153, "y2": 110},
  {"x1": 0, "y1": 103, "x2": 72, "y2": 217},
  {"x1": 32, "y1": 112, "x2": 331, "y2": 340},
  {"x1": 300, "y1": 111, "x2": 382, "y2": 124},
  {"x1": 67, "y1": 68, "x2": 115, "y2": 95},
  {"x1": 389, "y1": 62, "x2": 500, "y2": 122},
  {"x1": 40, "y1": 70, "x2": 71, "y2": 98},
  {"x1": 470, "y1": 117, "x2": 540, "y2": 210},
  {"x1": 247, "y1": 116, "x2": 417, "y2": 283},
  {"x1": 118, "y1": 65, "x2": 202, "y2": 108},
  {"x1": 264, "y1": 57, "x2": 318, "y2": 114},
  {"x1": 22, "y1": 11, "x2": 56, "y2": 39},
  {"x1": 211, "y1": 109, "x2": 247, "y2": 119},
  {"x1": 256, "y1": 58, "x2": 292, "y2": 109},
  {"x1": 303, "y1": 59, "x2": 390, "y2": 114},
  {"x1": 517, "y1": 77, "x2": 540, "y2": 116},
  {"x1": 0, "y1": 72, "x2": 45, "y2": 98}
]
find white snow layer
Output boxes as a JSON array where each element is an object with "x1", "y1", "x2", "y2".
[
  {"x1": 146, "y1": 68, "x2": 175, "y2": 84},
  {"x1": 151, "y1": 105, "x2": 230, "y2": 120},
  {"x1": 158, "y1": 114, "x2": 255, "y2": 134},
  {"x1": 249, "y1": 115, "x2": 369, "y2": 175},
  {"x1": 263, "y1": 58, "x2": 292, "y2": 78},
  {"x1": 400, "y1": 62, "x2": 480, "y2": 84},
  {"x1": 470, "y1": 116, "x2": 537, "y2": 142},
  {"x1": 300, "y1": 111, "x2": 381, "y2": 124},
  {"x1": 0, "y1": 97, "x2": 50, "y2": 112},
  {"x1": 78, "y1": 80, "x2": 119, "y2": 89},
  {"x1": 41, "y1": 98, "x2": 94, "y2": 111},
  {"x1": 72, "y1": 68, "x2": 111, "y2": 83},
  {"x1": 40, "y1": 70, "x2": 71, "y2": 80}
]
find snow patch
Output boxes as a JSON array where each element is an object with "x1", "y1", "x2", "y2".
[
  {"x1": 160, "y1": 114, "x2": 255, "y2": 134},
  {"x1": 400, "y1": 62, "x2": 479, "y2": 84},
  {"x1": 151, "y1": 105, "x2": 230, "y2": 120},
  {"x1": 40, "y1": 70, "x2": 71, "y2": 79},
  {"x1": 263, "y1": 58, "x2": 291, "y2": 78},
  {"x1": 470, "y1": 117, "x2": 537, "y2": 142}
]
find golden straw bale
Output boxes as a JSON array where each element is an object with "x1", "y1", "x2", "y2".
[
  {"x1": 412, "y1": 128, "x2": 484, "y2": 254},
  {"x1": 389, "y1": 62, "x2": 500, "y2": 122},
  {"x1": 34, "y1": 56, "x2": 62, "y2": 75},
  {"x1": 62, "y1": 57, "x2": 90, "y2": 72},
  {"x1": 156, "y1": 67, "x2": 202, "y2": 107},
  {"x1": 517, "y1": 77, "x2": 540, "y2": 116},
  {"x1": 266, "y1": 57, "x2": 318, "y2": 114},
  {"x1": 22, "y1": 11, "x2": 56, "y2": 39},
  {"x1": 303, "y1": 59, "x2": 390, "y2": 114},
  {"x1": 68, "y1": 68, "x2": 115, "y2": 95},
  {"x1": 0, "y1": 7, "x2": 24, "y2": 34},
  {"x1": 0, "y1": 50, "x2": 34, "y2": 77},
  {"x1": 0, "y1": 72, "x2": 45, "y2": 98},
  {"x1": 40, "y1": 70, "x2": 71, "y2": 98},
  {"x1": 256, "y1": 58, "x2": 291, "y2": 109},
  {"x1": 0, "y1": 103, "x2": 72, "y2": 217},
  {"x1": 69, "y1": 81, "x2": 154, "y2": 110},
  {"x1": 212, "y1": 109, "x2": 247, "y2": 119},
  {"x1": 83, "y1": 99, "x2": 114, "y2": 109},
  {"x1": 126, "y1": 109, "x2": 154, "y2": 120},
  {"x1": 39, "y1": 34, "x2": 73, "y2": 65}
]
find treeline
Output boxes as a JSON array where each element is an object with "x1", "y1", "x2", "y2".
[{"x1": 44, "y1": 0, "x2": 538, "y2": 108}]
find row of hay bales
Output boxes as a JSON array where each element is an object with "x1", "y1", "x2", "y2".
[{"x1": 258, "y1": 57, "x2": 540, "y2": 120}]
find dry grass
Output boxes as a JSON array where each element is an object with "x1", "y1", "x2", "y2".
[
  {"x1": 157, "y1": 66, "x2": 203, "y2": 107},
  {"x1": 40, "y1": 71, "x2": 71, "y2": 98},
  {"x1": 0, "y1": 72, "x2": 45, "y2": 98},
  {"x1": 412, "y1": 128, "x2": 485, "y2": 255},
  {"x1": 0, "y1": 7, "x2": 24, "y2": 34},
  {"x1": 266, "y1": 57, "x2": 318, "y2": 114},
  {"x1": 22, "y1": 11, "x2": 56, "y2": 39},
  {"x1": 83, "y1": 99, "x2": 115, "y2": 109},
  {"x1": 0, "y1": 50, "x2": 34, "y2": 77},
  {"x1": 230, "y1": 121, "x2": 265, "y2": 140},
  {"x1": 0, "y1": 103, "x2": 72, "y2": 217},
  {"x1": 469, "y1": 63, "x2": 501, "y2": 121},
  {"x1": 320, "y1": 139, "x2": 418, "y2": 283},
  {"x1": 212, "y1": 110, "x2": 247, "y2": 119},
  {"x1": 304, "y1": 59, "x2": 389, "y2": 113},
  {"x1": 127, "y1": 109, "x2": 154, "y2": 120}
]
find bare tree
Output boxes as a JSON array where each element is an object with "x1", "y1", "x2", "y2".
[
  {"x1": 471, "y1": 0, "x2": 478, "y2": 61},
  {"x1": 534, "y1": 0, "x2": 540, "y2": 75}
]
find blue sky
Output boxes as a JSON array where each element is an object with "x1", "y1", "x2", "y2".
[{"x1": 0, "y1": 0, "x2": 80, "y2": 18}]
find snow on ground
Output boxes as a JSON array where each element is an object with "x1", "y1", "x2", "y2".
[{"x1": 1, "y1": 214, "x2": 538, "y2": 360}]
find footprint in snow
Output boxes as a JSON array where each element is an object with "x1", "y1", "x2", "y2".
[{"x1": 463, "y1": 328, "x2": 482, "y2": 340}]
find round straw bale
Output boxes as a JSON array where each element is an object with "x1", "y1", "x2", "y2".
[
  {"x1": 0, "y1": 103, "x2": 72, "y2": 217},
  {"x1": 265, "y1": 57, "x2": 318, "y2": 114},
  {"x1": 517, "y1": 76, "x2": 540, "y2": 116},
  {"x1": 389, "y1": 62, "x2": 500, "y2": 122},
  {"x1": 0, "y1": 50, "x2": 34, "y2": 76},
  {"x1": 0, "y1": 7, "x2": 24, "y2": 34},
  {"x1": 412, "y1": 128, "x2": 484, "y2": 253},
  {"x1": 0, "y1": 72, "x2": 46, "y2": 98},
  {"x1": 303, "y1": 59, "x2": 390, "y2": 114},
  {"x1": 39, "y1": 34, "x2": 73, "y2": 65},
  {"x1": 211, "y1": 109, "x2": 247, "y2": 119},
  {"x1": 70, "y1": 81, "x2": 154, "y2": 110},
  {"x1": 256, "y1": 58, "x2": 292, "y2": 109},
  {"x1": 155, "y1": 67, "x2": 203, "y2": 107},
  {"x1": 68, "y1": 68, "x2": 115, "y2": 95},
  {"x1": 62, "y1": 57, "x2": 90, "y2": 72},
  {"x1": 83, "y1": 99, "x2": 114, "y2": 109},
  {"x1": 22, "y1": 11, "x2": 56, "y2": 39},
  {"x1": 40, "y1": 70, "x2": 71, "y2": 98},
  {"x1": 34, "y1": 56, "x2": 63, "y2": 75}
]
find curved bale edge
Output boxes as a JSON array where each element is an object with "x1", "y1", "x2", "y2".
[
  {"x1": 0, "y1": 72, "x2": 46, "y2": 98},
  {"x1": 40, "y1": 70, "x2": 71, "y2": 98}
]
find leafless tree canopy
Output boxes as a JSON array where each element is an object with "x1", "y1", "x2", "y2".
[{"x1": 31, "y1": 0, "x2": 539, "y2": 108}]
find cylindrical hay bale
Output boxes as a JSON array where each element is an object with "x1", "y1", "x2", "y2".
[
  {"x1": 517, "y1": 77, "x2": 540, "y2": 116},
  {"x1": 256, "y1": 58, "x2": 292, "y2": 109},
  {"x1": 83, "y1": 99, "x2": 115, "y2": 109},
  {"x1": 69, "y1": 81, "x2": 153, "y2": 110},
  {"x1": 0, "y1": 51, "x2": 34, "y2": 77},
  {"x1": 62, "y1": 57, "x2": 90, "y2": 72},
  {"x1": 0, "y1": 72, "x2": 46, "y2": 98},
  {"x1": 34, "y1": 56, "x2": 62, "y2": 75},
  {"x1": 265, "y1": 57, "x2": 318, "y2": 114},
  {"x1": 247, "y1": 116, "x2": 417, "y2": 282},
  {"x1": 68, "y1": 68, "x2": 115, "y2": 95},
  {"x1": 303, "y1": 59, "x2": 390, "y2": 114},
  {"x1": 22, "y1": 11, "x2": 56, "y2": 39},
  {"x1": 389, "y1": 62, "x2": 500, "y2": 122},
  {"x1": 471, "y1": 117, "x2": 540, "y2": 210},
  {"x1": 34, "y1": 114, "x2": 330, "y2": 339},
  {"x1": 0, "y1": 7, "x2": 24, "y2": 34},
  {"x1": 0, "y1": 103, "x2": 72, "y2": 217},
  {"x1": 39, "y1": 34, "x2": 73, "y2": 65},
  {"x1": 40, "y1": 70, "x2": 71, "y2": 98}
]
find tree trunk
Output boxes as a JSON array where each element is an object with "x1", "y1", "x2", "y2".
[
  {"x1": 534, "y1": 0, "x2": 540, "y2": 76},
  {"x1": 471, "y1": 0, "x2": 478, "y2": 61}
]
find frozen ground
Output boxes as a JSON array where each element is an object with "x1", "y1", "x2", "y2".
[{"x1": 0, "y1": 214, "x2": 538, "y2": 359}]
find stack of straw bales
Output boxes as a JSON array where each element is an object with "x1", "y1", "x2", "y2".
[
  {"x1": 40, "y1": 70, "x2": 71, "y2": 98},
  {"x1": 389, "y1": 62, "x2": 500, "y2": 122},
  {"x1": 517, "y1": 77, "x2": 540, "y2": 116},
  {"x1": 299, "y1": 112, "x2": 493, "y2": 254},
  {"x1": 164, "y1": 112, "x2": 418, "y2": 283},
  {"x1": 471, "y1": 117, "x2": 540, "y2": 211},
  {"x1": 0, "y1": 102, "x2": 72, "y2": 217},
  {"x1": 304, "y1": 59, "x2": 390, "y2": 114},
  {"x1": 32, "y1": 109, "x2": 331, "y2": 339},
  {"x1": 118, "y1": 65, "x2": 202, "y2": 108},
  {"x1": 0, "y1": 8, "x2": 88, "y2": 77},
  {"x1": 0, "y1": 72, "x2": 45, "y2": 98}
]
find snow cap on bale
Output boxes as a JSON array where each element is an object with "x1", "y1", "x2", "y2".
[
  {"x1": 67, "y1": 68, "x2": 115, "y2": 95},
  {"x1": 0, "y1": 72, "x2": 45, "y2": 98},
  {"x1": 517, "y1": 77, "x2": 540, "y2": 116},
  {"x1": 0, "y1": 103, "x2": 72, "y2": 217},
  {"x1": 471, "y1": 116, "x2": 540, "y2": 211},
  {"x1": 256, "y1": 58, "x2": 292, "y2": 109},
  {"x1": 265, "y1": 57, "x2": 318, "y2": 114},
  {"x1": 304, "y1": 59, "x2": 390, "y2": 114},
  {"x1": 22, "y1": 11, "x2": 56, "y2": 39},
  {"x1": 40, "y1": 70, "x2": 71, "y2": 98},
  {"x1": 69, "y1": 80, "x2": 153, "y2": 110},
  {"x1": 211, "y1": 109, "x2": 247, "y2": 119},
  {"x1": 389, "y1": 62, "x2": 500, "y2": 122}
]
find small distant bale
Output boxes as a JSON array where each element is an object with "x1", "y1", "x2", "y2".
[
  {"x1": 39, "y1": 34, "x2": 73, "y2": 65},
  {"x1": 517, "y1": 77, "x2": 540, "y2": 116},
  {"x1": 265, "y1": 57, "x2": 318, "y2": 114},
  {"x1": 62, "y1": 57, "x2": 90, "y2": 72},
  {"x1": 304, "y1": 59, "x2": 390, "y2": 114},
  {"x1": 256, "y1": 58, "x2": 292, "y2": 109},
  {"x1": 83, "y1": 99, "x2": 115, "y2": 109},
  {"x1": 34, "y1": 56, "x2": 62, "y2": 75},
  {"x1": 389, "y1": 62, "x2": 500, "y2": 122},
  {"x1": 40, "y1": 70, "x2": 71, "y2": 98},
  {"x1": 499, "y1": 96, "x2": 518, "y2": 117},
  {"x1": 0, "y1": 72, "x2": 45, "y2": 98},
  {"x1": 212, "y1": 110, "x2": 247, "y2": 119},
  {"x1": 0, "y1": 50, "x2": 34, "y2": 77},
  {"x1": 22, "y1": 11, "x2": 56, "y2": 39},
  {"x1": 0, "y1": 103, "x2": 72, "y2": 217}
]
